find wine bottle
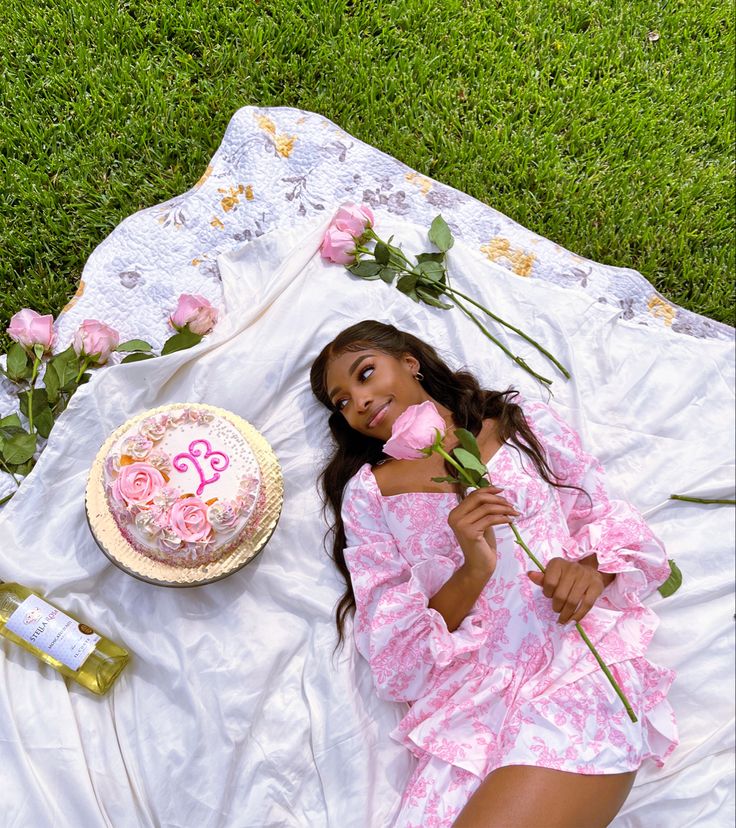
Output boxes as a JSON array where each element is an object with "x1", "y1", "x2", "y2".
[{"x1": 0, "y1": 580, "x2": 129, "y2": 695}]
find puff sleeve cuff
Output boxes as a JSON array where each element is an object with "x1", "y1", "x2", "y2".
[{"x1": 525, "y1": 402, "x2": 671, "y2": 609}]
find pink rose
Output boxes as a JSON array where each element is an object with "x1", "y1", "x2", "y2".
[
  {"x1": 73, "y1": 319, "x2": 120, "y2": 364},
  {"x1": 332, "y1": 203, "x2": 375, "y2": 238},
  {"x1": 170, "y1": 294, "x2": 218, "y2": 335},
  {"x1": 383, "y1": 401, "x2": 447, "y2": 460},
  {"x1": 112, "y1": 462, "x2": 165, "y2": 507},
  {"x1": 169, "y1": 497, "x2": 212, "y2": 543},
  {"x1": 320, "y1": 226, "x2": 359, "y2": 265},
  {"x1": 7, "y1": 309, "x2": 55, "y2": 353}
]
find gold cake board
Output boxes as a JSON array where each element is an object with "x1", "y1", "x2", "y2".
[{"x1": 85, "y1": 403, "x2": 283, "y2": 587}]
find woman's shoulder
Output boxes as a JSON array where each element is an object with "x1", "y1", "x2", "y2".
[
  {"x1": 514, "y1": 395, "x2": 574, "y2": 435},
  {"x1": 344, "y1": 462, "x2": 381, "y2": 502},
  {"x1": 342, "y1": 463, "x2": 392, "y2": 532}
]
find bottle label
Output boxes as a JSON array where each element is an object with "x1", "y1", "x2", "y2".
[{"x1": 5, "y1": 594, "x2": 101, "y2": 671}]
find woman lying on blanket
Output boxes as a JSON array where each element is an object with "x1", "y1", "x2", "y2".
[{"x1": 310, "y1": 320, "x2": 678, "y2": 828}]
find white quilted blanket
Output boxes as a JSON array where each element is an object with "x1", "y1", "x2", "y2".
[{"x1": 0, "y1": 107, "x2": 734, "y2": 827}]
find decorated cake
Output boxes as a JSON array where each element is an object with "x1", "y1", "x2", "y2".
[{"x1": 100, "y1": 405, "x2": 263, "y2": 568}]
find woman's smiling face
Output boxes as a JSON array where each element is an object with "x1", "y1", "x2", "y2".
[{"x1": 325, "y1": 348, "x2": 430, "y2": 442}]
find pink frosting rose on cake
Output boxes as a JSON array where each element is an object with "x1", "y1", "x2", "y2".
[
  {"x1": 112, "y1": 462, "x2": 165, "y2": 507},
  {"x1": 169, "y1": 497, "x2": 212, "y2": 543}
]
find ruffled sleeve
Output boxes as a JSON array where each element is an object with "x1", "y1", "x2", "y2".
[
  {"x1": 342, "y1": 465, "x2": 491, "y2": 703},
  {"x1": 524, "y1": 402, "x2": 671, "y2": 609}
]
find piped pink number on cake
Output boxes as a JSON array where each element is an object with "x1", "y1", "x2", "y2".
[{"x1": 173, "y1": 440, "x2": 230, "y2": 495}]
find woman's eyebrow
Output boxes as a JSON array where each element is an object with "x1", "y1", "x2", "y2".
[{"x1": 328, "y1": 354, "x2": 373, "y2": 400}]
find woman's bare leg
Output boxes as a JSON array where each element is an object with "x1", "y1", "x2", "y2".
[{"x1": 452, "y1": 765, "x2": 636, "y2": 828}]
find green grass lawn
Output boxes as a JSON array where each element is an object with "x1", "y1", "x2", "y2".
[{"x1": 1, "y1": 0, "x2": 733, "y2": 352}]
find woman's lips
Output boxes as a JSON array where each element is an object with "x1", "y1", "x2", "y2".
[{"x1": 368, "y1": 402, "x2": 390, "y2": 428}]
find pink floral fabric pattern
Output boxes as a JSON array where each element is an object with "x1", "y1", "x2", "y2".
[{"x1": 341, "y1": 401, "x2": 678, "y2": 825}]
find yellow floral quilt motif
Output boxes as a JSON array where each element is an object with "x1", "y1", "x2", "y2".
[
  {"x1": 256, "y1": 114, "x2": 297, "y2": 158},
  {"x1": 647, "y1": 295, "x2": 676, "y2": 326},
  {"x1": 405, "y1": 172, "x2": 433, "y2": 195},
  {"x1": 480, "y1": 237, "x2": 536, "y2": 277},
  {"x1": 218, "y1": 184, "x2": 254, "y2": 212}
]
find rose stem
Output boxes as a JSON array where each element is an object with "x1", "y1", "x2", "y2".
[
  {"x1": 452, "y1": 298, "x2": 553, "y2": 386},
  {"x1": 441, "y1": 285, "x2": 571, "y2": 379},
  {"x1": 436, "y1": 438, "x2": 638, "y2": 725},
  {"x1": 509, "y1": 519, "x2": 637, "y2": 723},
  {"x1": 670, "y1": 494, "x2": 736, "y2": 505}
]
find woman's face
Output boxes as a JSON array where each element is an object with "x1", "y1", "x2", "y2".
[{"x1": 324, "y1": 348, "x2": 430, "y2": 442}]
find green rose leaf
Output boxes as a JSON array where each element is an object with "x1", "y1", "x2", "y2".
[
  {"x1": 8, "y1": 458, "x2": 34, "y2": 476},
  {"x1": 454, "y1": 428, "x2": 482, "y2": 461},
  {"x1": 455, "y1": 465, "x2": 485, "y2": 487},
  {"x1": 2, "y1": 431, "x2": 37, "y2": 465},
  {"x1": 161, "y1": 330, "x2": 203, "y2": 356},
  {"x1": 387, "y1": 248, "x2": 406, "y2": 270},
  {"x1": 453, "y1": 447, "x2": 488, "y2": 476},
  {"x1": 120, "y1": 352, "x2": 157, "y2": 364},
  {"x1": 348, "y1": 261, "x2": 382, "y2": 280},
  {"x1": 43, "y1": 361, "x2": 60, "y2": 403},
  {"x1": 0, "y1": 413, "x2": 23, "y2": 432},
  {"x1": 657, "y1": 559, "x2": 683, "y2": 598},
  {"x1": 116, "y1": 339, "x2": 154, "y2": 353},
  {"x1": 19, "y1": 388, "x2": 49, "y2": 419},
  {"x1": 428, "y1": 215, "x2": 454, "y2": 252},
  {"x1": 396, "y1": 273, "x2": 419, "y2": 295},
  {"x1": 52, "y1": 396, "x2": 69, "y2": 417},
  {"x1": 416, "y1": 260, "x2": 445, "y2": 282},
  {"x1": 416, "y1": 288, "x2": 453, "y2": 310},
  {"x1": 374, "y1": 241, "x2": 390, "y2": 266},
  {"x1": 431, "y1": 475, "x2": 462, "y2": 486},
  {"x1": 34, "y1": 406, "x2": 54, "y2": 439},
  {"x1": 48, "y1": 345, "x2": 82, "y2": 392},
  {"x1": 6, "y1": 343, "x2": 30, "y2": 382},
  {"x1": 379, "y1": 267, "x2": 398, "y2": 284},
  {"x1": 416, "y1": 252, "x2": 445, "y2": 264}
]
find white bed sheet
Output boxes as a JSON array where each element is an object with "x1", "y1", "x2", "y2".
[{"x1": 1, "y1": 217, "x2": 734, "y2": 828}]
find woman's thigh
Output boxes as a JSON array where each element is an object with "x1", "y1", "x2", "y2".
[{"x1": 452, "y1": 764, "x2": 637, "y2": 828}]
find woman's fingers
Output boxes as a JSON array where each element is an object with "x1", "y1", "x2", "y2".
[
  {"x1": 569, "y1": 585, "x2": 600, "y2": 623},
  {"x1": 555, "y1": 577, "x2": 587, "y2": 624},
  {"x1": 452, "y1": 504, "x2": 519, "y2": 538},
  {"x1": 532, "y1": 559, "x2": 606, "y2": 624},
  {"x1": 457, "y1": 491, "x2": 519, "y2": 521}
]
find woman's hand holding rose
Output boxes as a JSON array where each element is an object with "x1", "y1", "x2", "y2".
[{"x1": 448, "y1": 487, "x2": 519, "y2": 578}]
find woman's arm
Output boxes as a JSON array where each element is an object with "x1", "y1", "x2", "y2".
[
  {"x1": 429, "y1": 486, "x2": 518, "y2": 631},
  {"x1": 428, "y1": 563, "x2": 494, "y2": 633},
  {"x1": 343, "y1": 469, "x2": 495, "y2": 702}
]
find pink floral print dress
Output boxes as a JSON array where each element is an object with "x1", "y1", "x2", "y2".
[{"x1": 342, "y1": 401, "x2": 678, "y2": 827}]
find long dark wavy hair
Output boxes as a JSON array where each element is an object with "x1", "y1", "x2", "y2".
[{"x1": 310, "y1": 320, "x2": 581, "y2": 650}]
